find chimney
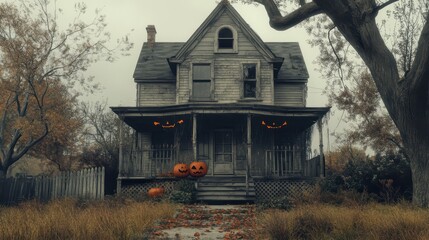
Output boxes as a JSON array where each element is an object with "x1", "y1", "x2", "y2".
[{"x1": 146, "y1": 25, "x2": 157, "y2": 48}]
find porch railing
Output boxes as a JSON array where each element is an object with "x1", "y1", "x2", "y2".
[
  {"x1": 121, "y1": 144, "x2": 177, "y2": 178},
  {"x1": 265, "y1": 146, "x2": 302, "y2": 177}
]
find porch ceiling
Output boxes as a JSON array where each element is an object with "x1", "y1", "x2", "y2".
[{"x1": 111, "y1": 103, "x2": 330, "y2": 131}]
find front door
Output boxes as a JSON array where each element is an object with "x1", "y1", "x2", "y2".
[{"x1": 213, "y1": 130, "x2": 234, "y2": 174}]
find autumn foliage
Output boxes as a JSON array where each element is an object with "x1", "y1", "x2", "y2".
[{"x1": 0, "y1": 0, "x2": 131, "y2": 175}]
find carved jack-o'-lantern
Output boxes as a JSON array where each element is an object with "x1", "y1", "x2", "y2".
[
  {"x1": 189, "y1": 161, "x2": 208, "y2": 177},
  {"x1": 153, "y1": 119, "x2": 184, "y2": 129},
  {"x1": 261, "y1": 120, "x2": 288, "y2": 129},
  {"x1": 147, "y1": 187, "x2": 164, "y2": 198},
  {"x1": 173, "y1": 163, "x2": 189, "y2": 178}
]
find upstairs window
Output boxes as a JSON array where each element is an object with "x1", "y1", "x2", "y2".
[
  {"x1": 218, "y1": 28, "x2": 233, "y2": 49},
  {"x1": 192, "y1": 64, "x2": 212, "y2": 100},
  {"x1": 243, "y1": 64, "x2": 257, "y2": 98},
  {"x1": 214, "y1": 25, "x2": 237, "y2": 53}
]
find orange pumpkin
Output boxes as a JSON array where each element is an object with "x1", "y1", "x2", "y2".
[
  {"x1": 147, "y1": 187, "x2": 164, "y2": 198},
  {"x1": 189, "y1": 161, "x2": 208, "y2": 177},
  {"x1": 173, "y1": 163, "x2": 189, "y2": 178}
]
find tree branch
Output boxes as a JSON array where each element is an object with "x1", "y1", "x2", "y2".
[
  {"x1": 408, "y1": 18, "x2": 429, "y2": 95},
  {"x1": 258, "y1": 0, "x2": 323, "y2": 30},
  {"x1": 11, "y1": 122, "x2": 49, "y2": 164},
  {"x1": 374, "y1": 0, "x2": 399, "y2": 13}
]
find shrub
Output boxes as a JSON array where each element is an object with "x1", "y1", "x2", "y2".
[
  {"x1": 168, "y1": 190, "x2": 193, "y2": 204},
  {"x1": 321, "y1": 152, "x2": 412, "y2": 203},
  {"x1": 257, "y1": 195, "x2": 292, "y2": 210},
  {"x1": 168, "y1": 179, "x2": 196, "y2": 204}
]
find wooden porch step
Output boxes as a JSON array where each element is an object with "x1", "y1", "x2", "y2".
[
  {"x1": 198, "y1": 182, "x2": 255, "y2": 188},
  {"x1": 197, "y1": 186, "x2": 255, "y2": 192},
  {"x1": 197, "y1": 191, "x2": 255, "y2": 197},
  {"x1": 195, "y1": 176, "x2": 255, "y2": 202},
  {"x1": 198, "y1": 177, "x2": 249, "y2": 182},
  {"x1": 196, "y1": 195, "x2": 255, "y2": 201}
]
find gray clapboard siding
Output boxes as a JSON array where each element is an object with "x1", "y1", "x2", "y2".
[
  {"x1": 138, "y1": 83, "x2": 176, "y2": 106},
  {"x1": 274, "y1": 83, "x2": 306, "y2": 106}
]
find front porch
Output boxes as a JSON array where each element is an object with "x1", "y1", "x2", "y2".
[
  {"x1": 119, "y1": 144, "x2": 322, "y2": 179},
  {"x1": 112, "y1": 103, "x2": 329, "y2": 201},
  {"x1": 113, "y1": 104, "x2": 329, "y2": 181}
]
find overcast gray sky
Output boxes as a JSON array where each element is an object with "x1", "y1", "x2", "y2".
[{"x1": 2, "y1": 0, "x2": 340, "y2": 151}]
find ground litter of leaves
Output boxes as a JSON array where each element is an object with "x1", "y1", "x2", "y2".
[{"x1": 149, "y1": 205, "x2": 257, "y2": 240}]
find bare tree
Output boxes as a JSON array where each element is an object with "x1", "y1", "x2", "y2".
[
  {"x1": 0, "y1": 0, "x2": 132, "y2": 177},
  {"x1": 80, "y1": 101, "x2": 132, "y2": 194},
  {"x1": 238, "y1": 0, "x2": 429, "y2": 207}
]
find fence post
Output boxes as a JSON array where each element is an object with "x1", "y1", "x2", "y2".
[{"x1": 100, "y1": 167, "x2": 105, "y2": 199}]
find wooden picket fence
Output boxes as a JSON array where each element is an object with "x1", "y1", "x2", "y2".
[{"x1": 0, "y1": 167, "x2": 105, "y2": 205}]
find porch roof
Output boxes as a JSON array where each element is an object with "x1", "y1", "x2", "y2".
[{"x1": 111, "y1": 103, "x2": 330, "y2": 131}]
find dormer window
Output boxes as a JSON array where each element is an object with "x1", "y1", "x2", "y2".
[
  {"x1": 214, "y1": 25, "x2": 237, "y2": 53},
  {"x1": 218, "y1": 28, "x2": 233, "y2": 49}
]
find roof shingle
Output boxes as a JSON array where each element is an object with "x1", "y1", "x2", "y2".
[{"x1": 133, "y1": 42, "x2": 309, "y2": 81}]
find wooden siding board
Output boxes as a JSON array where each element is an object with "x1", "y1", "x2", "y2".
[
  {"x1": 274, "y1": 83, "x2": 305, "y2": 107},
  {"x1": 138, "y1": 83, "x2": 176, "y2": 106}
]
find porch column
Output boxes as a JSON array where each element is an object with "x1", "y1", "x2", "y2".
[
  {"x1": 117, "y1": 118, "x2": 124, "y2": 195},
  {"x1": 192, "y1": 113, "x2": 197, "y2": 161},
  {"x1": 317, "y1": 119, "x2": 325, "y2": 177},
  {"x1": 247, "y1": 114, "x2": 252, "y2": 176}
]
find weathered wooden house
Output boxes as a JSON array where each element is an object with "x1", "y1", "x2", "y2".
[{"x1": 111, "y1": 1, "x2": 329, "y2": 201}]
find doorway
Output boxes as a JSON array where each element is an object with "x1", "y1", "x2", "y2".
[{"x1": 213, "y1": 130, "x2": 234, "y2": 174}]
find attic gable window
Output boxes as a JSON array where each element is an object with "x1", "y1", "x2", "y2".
[
  {"x1": 218, "y1": 28, "x2": 233, "y2": 49},
  {"x1": 214, "y1": 25, "x2": 238, "y2": 53}
]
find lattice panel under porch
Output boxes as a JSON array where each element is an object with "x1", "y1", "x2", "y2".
[
  {"x1": 120, "y1": 180, "x2": 178, "y2": 199},
  {"x1": 254, "y1": 179, "x2": 315, "y2": 200}
]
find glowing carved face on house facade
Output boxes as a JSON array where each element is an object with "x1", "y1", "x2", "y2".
[{"x1": 153, "y1": 119, "x2": 184, "y2": 128}]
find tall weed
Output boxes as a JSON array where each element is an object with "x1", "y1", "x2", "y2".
[
  {"x1": 259, "y1": 203, "x2": 429, "y2": 240},
  {"x1": 0, "y1": 198, "x2": 176, "y2": 240}
]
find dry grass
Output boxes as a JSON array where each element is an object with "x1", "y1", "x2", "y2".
[
  {"x1": 258, "y1": 203, "x2": 429, "y2": 240},
  {"x1": 0, "y1": 198, "x2": 176, "y2": 240}
]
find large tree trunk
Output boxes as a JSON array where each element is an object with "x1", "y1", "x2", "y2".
[{"x1": 404, "y1": 125, "x2": 429, "y2": 207}]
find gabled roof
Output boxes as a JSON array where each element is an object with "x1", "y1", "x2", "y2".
[
  {"x1": 133, "y1": 42, "x2": 309, "y2": 81},
  {"x1": 132, "y1": 0, "x2": 309, "y2": 81},
  {"x1": 169, "y1": 0, "x2": 280, "y2": 64},
  {"x1": 267, "y1": 43, "x2": 309, "y2": 80},
  {"x1": 133, "y1": 42, "x2": 182, "y2": 81}
]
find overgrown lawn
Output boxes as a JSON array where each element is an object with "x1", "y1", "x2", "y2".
[
  {"x1": 0, "y1": 198, "x2": 176, "y2": 240},
  {"x1": 259, "y1": 203, "x2": 429, "y2": 240}
]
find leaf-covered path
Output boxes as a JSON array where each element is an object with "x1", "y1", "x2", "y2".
[{"x1": 149, "y1": 205, "x2": 257, "y2": 239}]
